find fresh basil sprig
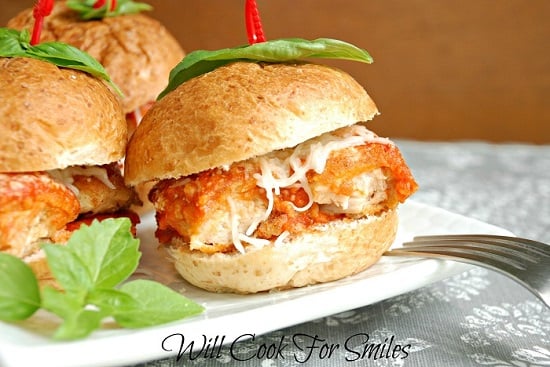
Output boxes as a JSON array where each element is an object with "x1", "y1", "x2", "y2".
[
  {"x1": 0, "y1": 253, "x2": 41, "y2": 322},
  {"x1": 158, "y1": 38, "x2": 373, "y2": 99},
  {"x1": 0, "y1": 218, "x2": 204, "y2": 340},
  {"x1": 0, "y1": 27, "x2": 122, "y2": 95},
  {"x1": 66, "y1": 0, "x2": 152, "y2": 20}
]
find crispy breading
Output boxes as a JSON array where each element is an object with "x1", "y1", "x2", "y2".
[
  {"x1": 0, "y1": 172, "x2": 79, "y2": 257},
  {"x1": 71, "y1": 163, "x2": 139, "y2": 214},
  {"x1": 1, "y1": 164, "x2": 139, "y2": 258},
  {"x1": 151, "y1": 140, "x2": 418, "y2": 253}
]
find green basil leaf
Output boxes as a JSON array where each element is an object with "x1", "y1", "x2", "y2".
[
  {"x1": 65, "y1": 2, "x2": 110, "y2": 20},
  {"x1": 0, "y1": 28, "x2": 26, "y2": 57},
  {"x1": 117, "y1": 1, "x2": 153, "y2": 16},
  {"x1": 158, "y1": 38, "x2": 373, "y2": 99},
  {"x1": 41, "y1": 286, "x2": 83, "y2": 319},
  {"x1": 42, "y1": 287, "x2": 113, "y2": 340},
  {"x1": 27, "y1": 42, "x2": 109, "y2": 77},
  {"x1": 18, "y1": 28, "x2": 31, "y2": 44},
  {"x1": 66, "y1": 218, "x2": 141, "y2": 289},
  {"x1": 63, "y1": 1, "x2": 92, "y2": 14},
  {"x1": 43, "y1": 284, "x2": 104, "y2": 340},
  {"x1": 0, "y1": 211, "x2": 204, "y2": 339},
  {"x1": 114, "y1": 280, "x2": 204, "y2": 328},
  {"x1": 0, "y1": 27, "x2": 21, "y2": 40},
  {"x1": 87, "y1": 288, "x2": 137, "y2": 314},
  {"x1": 40, "y1": 218, "x2": 142, "y2": 339},
  {"x1": 0, "y1": 27, "x2": 122, "y2": 95},
  {"x1": 53, "y1": 308, "x2": 105, "y2": 340},
  {"x1": 26, "y1": 41, "x2": 122, "y2": 95},
  {"x1": 66, "y1": 0, "x2": 152, "y2": 20},
  {"x1": 43, "y1": 244, "x2": 93, "y2": 292},
  {"x1": 0, "y1": 253, "x2": 41, "y2": 321}
]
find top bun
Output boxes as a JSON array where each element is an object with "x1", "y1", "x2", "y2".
[
  {"x1": 0, "y1": 57, "x2": 127, "y2": 172},
  {"x1": 7, "y1": 1, "x2": 184, "y2": 113},
  {"x1": 124, "y1": 61, "x2": 379, "y2": 186}
]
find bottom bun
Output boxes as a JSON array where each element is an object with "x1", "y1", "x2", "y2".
[
  {"x1": 166, "y1": 209, "x2": 398, "y2": 294},
  {"x1": 25, "y1": 250, "x2": 58, "y2": 289}
]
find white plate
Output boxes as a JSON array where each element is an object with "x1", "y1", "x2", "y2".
[{"x1": 0, "y1": 200, "x2": 512, "y2": 367}]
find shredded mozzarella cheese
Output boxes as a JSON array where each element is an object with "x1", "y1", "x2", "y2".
[
  {"x1": 230, "y1": 125, "x2": 392, "y2": 253},
  {"x1": 228, "y1": 197, "x2": 270, "y2": 254},
  {"x1": 253, "y1": 125, "x2": 391, "y2": 226}
]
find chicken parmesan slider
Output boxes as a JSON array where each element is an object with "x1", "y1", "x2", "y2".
[
  {"x1": 0, "y1": 43, "x2": 138, "y2": 284},
  {"x1": 124, "y1": 39, "x2": 418, "y2": 294}
]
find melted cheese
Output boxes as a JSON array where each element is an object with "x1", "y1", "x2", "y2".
[
  {"x1": 132, "y1": 107, "x2": 144, "y2": 125},
  {"x1": 47, "y1": 166, "x2": 115, "y2": 195},
  {"x1": 230, "y1": 125, "x2": 392, "y2": 253},
  {"x1": 253, "y1": 125, "x2": 392, "y2": 225}
]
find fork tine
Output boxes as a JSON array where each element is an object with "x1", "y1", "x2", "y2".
[
  {"x1": 403, "y1": 238, "x2": 540, "y2": 264},
  {"x1": 386, "y1": 234, "x2": 550, "y2": 309},
  {"x1": 412, "y1": 235, "x2": 550, "y2": 257},
  {"x1": 386, "y1": 247, "x2": 550, "y2": 308},
  {"x1": 390, "y1": 245, "x2": 527, "y2": 271}
]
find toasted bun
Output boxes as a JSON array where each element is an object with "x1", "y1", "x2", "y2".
[
  {"x1": 124, "y1": 61, "x2": 379, "y2": 186},
  {"x1": 166, "y1": 209, "x2": 397, "y2": 294},
  {"x1": 0, "y1": 57, "x2": 126, "y2": 172},
  {"x1": 7, "y1": 1, "x2": 184, "y2": 113}
]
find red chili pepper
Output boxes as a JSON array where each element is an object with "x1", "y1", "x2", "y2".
[
  {"x1": 93, "y1": 0, "x2": 117, "y2": 11},
  {"x1": 30, "y1": 0, "x2": 54, "y2": 45},
  {"x1": 245, "y1": 0, "x2": 266, "y2": 44}
]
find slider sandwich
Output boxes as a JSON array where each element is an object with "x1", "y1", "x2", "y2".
[
  {"x1": 0, "y1": 28, "x2": 138, "y2": 284},
  {"x1": 124, "y1": 39, "x2": 419, "y2": 294},
  {"x1": 8, "y1": 0, "x2": 184, "y2": 137}
]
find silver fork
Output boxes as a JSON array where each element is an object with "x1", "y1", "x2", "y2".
[{"x1": 384, "y1": 234, "x2": 550, "y2": 308}]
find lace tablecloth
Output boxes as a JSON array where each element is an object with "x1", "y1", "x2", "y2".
[{"x1": 134, "y1": 140, "x2": 550, "y2": 367}]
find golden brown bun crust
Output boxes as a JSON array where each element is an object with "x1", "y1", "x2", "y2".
[
  {"x1": 167, "y1": 209, "x2": 397, "y2": 294},
  {"x1": 124, "y1": 61, "x2": 379, "y2": 186},
  {"x1": 0, "y1": 57, "x2": 126, "y2": 172},
  {"x1": 7, "y1": 1, "x2": 184, "y2": 113}
]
